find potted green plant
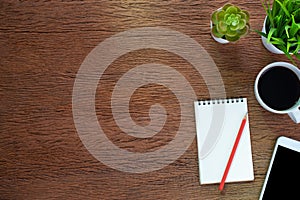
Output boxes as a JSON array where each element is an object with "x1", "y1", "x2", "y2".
[
  {"x1": 211, "y1": 4, "x2": 250, "y2": 43},
  {"x1": 256, "y1": 0, "x2": 300, "y2": 65}
]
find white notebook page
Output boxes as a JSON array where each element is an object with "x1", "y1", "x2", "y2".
[{"x1": 194, "y1": 98, "x2": 254, "y2": 184}]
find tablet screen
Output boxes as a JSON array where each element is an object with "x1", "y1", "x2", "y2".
[{"x1": 261, "y1": 145, "x2": 300, "y2": 199}]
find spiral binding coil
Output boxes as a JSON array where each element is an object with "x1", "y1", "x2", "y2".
[{"x1": 198, "y1": 97, "x2": 244, "y2": 106}]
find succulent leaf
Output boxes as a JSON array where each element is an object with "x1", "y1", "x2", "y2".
[
  {"x1": 230, "y1": 24, "x2": 239, "y2": 31},
  {"x1": 226, "y1": 6, "x2": 238, "y2": 14},
  {"x1": 217, "y1": 21, "x2": 228, "y2": 35},
  {"x1": 211, "y1": 11, "x2": 218, "y2": 25},
  {"x1": 216, "y1": 10, "x2": 226, "y2": 23},
  {"x1": 238, "y1": 19, "x2": 247, "y2": 29},
  {"x1": 212, "y1": 26, "x2": 224, "y2": 38},
  {"x1": 239, "y1": 25, "x2": 249, "y2": 37},
  {"x1": 227, "y1": 28, "x2": 238, "y2": 37},
  {"x1": 222, "y1": 3, "x2": 233, "y2": 11},
  {"x1": 240, "y1": 11, "x2": 249, "y2": 21},
  {"x1": 225, "y1": 35, "x2": 240, "y2": 42}
]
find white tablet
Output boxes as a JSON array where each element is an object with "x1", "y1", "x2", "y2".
[{"x1": 259, "y1": 136, "x2": 300, "y2": 200}]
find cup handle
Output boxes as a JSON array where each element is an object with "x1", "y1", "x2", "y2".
[{"x1": 288, "y1": 109, "x2": 300, "y2": 123}]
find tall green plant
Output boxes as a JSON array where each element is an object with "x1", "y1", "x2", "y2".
[{"x1": 257, "y1": 0, "x2": 300, "y2": 65}]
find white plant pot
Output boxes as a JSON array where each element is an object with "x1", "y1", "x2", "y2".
[
  {"x1": 261, "y1": 17, "x2": 284, "y2": 54},
  {"x1": 210, "y1": 20, "x2": 229, "y2": 44}
]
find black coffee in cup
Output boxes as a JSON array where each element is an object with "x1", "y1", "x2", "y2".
[{"x1": 258, "y1": 66, "x2": 300, "y2": 111}]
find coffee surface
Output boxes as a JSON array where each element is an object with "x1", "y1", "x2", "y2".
[{"x1": 258, "y1": 67, "x2": 300, "y2": 111}]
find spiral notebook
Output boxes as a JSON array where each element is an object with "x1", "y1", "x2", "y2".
[{"x1": 194, "y1": 98, "x2": 254, "y2": 185}]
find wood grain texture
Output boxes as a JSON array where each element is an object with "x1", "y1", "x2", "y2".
[{"x1": 1, "y1": 0, "x2": 300, "y2": 199}]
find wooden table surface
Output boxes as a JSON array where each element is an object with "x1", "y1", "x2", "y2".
[{"x1": 1, "y1": 0, "x2": 300, "y2": 199}]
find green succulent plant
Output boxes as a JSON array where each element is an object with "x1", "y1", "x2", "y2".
[{"x1": 211, "y1": 4, "x2": 250, "y2": 42}]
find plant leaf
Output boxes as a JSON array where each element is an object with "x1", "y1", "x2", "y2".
[
  {"x1": 212, "y1": 26, "x2": 224, "y2": 38},
  {"x1": 240, "y1": 10, "x2": 250, "y2": 22},
  {"x1": 217, "y1": 21, "x2": 228, "y2": 35},
  {"x1": 226, "y1": 5, "x2": 238, "y2": 14},
  {"x1": 222, "y1": 3, "x2": 233, "y2": 11},
  {"x1": 239, "y1": 25, "x2": 249, "y2": 37},
  {"x1": 238, "y1": 19, "x2": 246, "y2": 30},
  {"x1": 227, "y1": 27, "x2": 238, "y2": 37},
  {"x1": 267, "y1": 28, "x2": 277, "y2": 42},
  {"x1": 285, "y1": 25, "x2": 291, "y2": 38},
  {"x1": 254, "y1": 29, "x2": 268, "y2": 38},
  {"x1": 271, "y1": 37, "x2": 285, "y2": 45},
  {"x1": 225, "y1": 35, "x2": 240, "y2": 42},
  {"x1": 211, "y1": 11, "x2": 218, "y2": 25},
  {"x1": 289, "y1": 15, "x2": 300, "y2": 37},
  {"x1": 216, "y1": 10, "x2": 225, "y2": 23},
  {"x1": 288, "y1": 37, "x2": 297, "y2": 42},
  {"x1": 287, "y1": 41, "x2": 291, "y2": 53},
  {"x1": 275, "y1": 0, "x2": 290, "y2": 18}
]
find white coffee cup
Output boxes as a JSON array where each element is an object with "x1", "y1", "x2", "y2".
[{"x1": 254, "y1": 62, "x2": 300, "y2": 123}]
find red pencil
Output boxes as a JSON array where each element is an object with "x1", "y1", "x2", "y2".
[{"x1": 219, "y1": 112, "x2": 248, "y2": 191}]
